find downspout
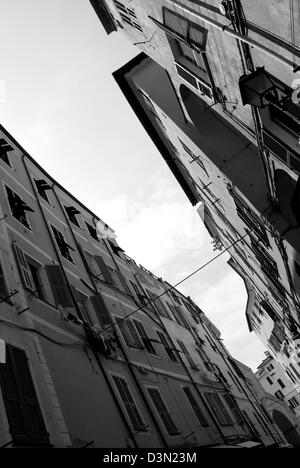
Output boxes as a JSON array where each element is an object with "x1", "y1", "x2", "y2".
[{"x1": 21, "y1": 154, "x2": 138, "y2": 448}]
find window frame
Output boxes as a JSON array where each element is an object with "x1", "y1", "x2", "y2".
[{"x1": 146, "y1": 386, "x2": 180, "y2": 436}]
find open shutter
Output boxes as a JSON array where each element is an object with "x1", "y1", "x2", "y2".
[
  {"x1": 0, "y1": 261, "x2": 9, "y2": 298},
  {"x1": 45, "y1": 265, "x2": 73, "y2": 307},
  {"x1": 115, "y1": 270, "x2": 132, "y2": 295},
  {"x1": 90, "y1": 292, "x2": 112, "y2": 327},
  {"x1": 95, "y1": 256, "x2": 114, "y2": 284},
  {"x1": 12, "y1": 244, "x2": 35, "y2": 291}
]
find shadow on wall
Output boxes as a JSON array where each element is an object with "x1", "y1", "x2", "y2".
[{"x1": 273, "y1": 409, "x2": 300, "y2": 448}]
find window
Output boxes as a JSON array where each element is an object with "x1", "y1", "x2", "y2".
[
  {"x1": 289, "y1": 363, "x2": 300, "y2": 380},
  {"x1": 147, "y1": 388, "x2": 180, "y2": 436},
  {"x1": 156, "y1": 331, "x2": 178, "y2": 363},
  {"x1": 289, "y1": 396, "x2": 299, "y2": 409},
  {"x1": 51, "y1": 226, "x2": 75, "y2": 263},
  {"x1": 160, "y1": 8, "x2": 210, "y2": 89},
  {"x1": 177, "y1": 340, "x2": 197, "y2": 369},
  {"x1": 266, "y1": 376, "x2": 273, "y2": 385},
  {"x1": 132, "y1": 320, "x2": 157, "y2": 355},
  {"x1": 204, "y1": 392, "x2": 233, "y2": 426},
  {"x1": 222, "y1": 394, "x2": 244, "y2": 424},
  {"x1": 64, "y1": 206, "x2": 80, "y2": 227},
  {"x1": 182, "y1": 387, "x2": 209, "y2": 427},
  {"x1": 6, "y1": 186, "x2": 34, "y2": 229},
  {"x1": 0, "y1": 345, "x2": 49, "y2": 446},
  {"x1": 28, "y1": 261, "x2": 45, "y2": 301},
  {"x1": 147, "y1": 290, "x2": 170, "y2": 318},
  {"x1": 84, "y1": 250, "x2": 104, "y2": 280},
  {"x1": 112, "y1": 375, "x2": 146, "y2": 432},
  {"x1": 89, "y1": 292, "x2": 112, "y2": 328},
  {"x1": 267, "y1": 364, "x2": 274, "y2": 372},
  {"x1": 116, "y1": 317, "x2": 143, "y2": 349},
  {"x1": 34, "y1": 180, "x2": 51, "y2": 203},
  {"x1": 286, "y1": 369, "x2": 297, "y2": 384},
  {"x1": 85, "y1": 222, "x2": 99, "y2": 241},
  {"x1": 0, "y1": 260, "x2": 9, "y2": 300},
  {"x1": 242, "y1": 410, "x2": 259, "y2": 437},
  {"x1": 44, "y1": 264, "x2": 73, "y2": 308},
  {"x1": 13, "y1": 244, "x2": 36, "y2": 293},
  {"x1": 228, "y1": 186, "x2": 269, "y2": 247},
  {"x1": 277, "y1": 378, "x2": 286, "y2": 389},
  {"x1": 72, "y1": 288, "x2": 91, "y2": 324},
  {"x1": 113, "y1": 1, "x2": 143, "y2": 32},
  {"x1": 172, "y1": 305, "x2": 189, "y2": 328},
  {"x1": 0, "y1": 138, "x2": 13, "y2": 167},
  {"x1": 275, "y1": 390, "x2": 284, "y2": 401}
]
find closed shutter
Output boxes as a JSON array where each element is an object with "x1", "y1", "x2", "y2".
[
  {"x1": 204, "y1": 393, "x2": 233, "y2": 426},
  {"x1": 148, "y1": 388, "x2": 179, "y2": 435},
  {"x1": 0, "y1": 346, "x2": 49, "y2": 446},
  {"x1": 115, "y1": 270, "x2": 132, "y2": 296},
  {"x1": 112, "y1": 376, "x2": 145, "y2": 431},
  {"x1": 90, "y1": 293, "x2": 112, "y2": 327},
  {"x1": 71, "y1": 287, "x2": 91, "y2": 324},
  {"x1": 95, "y1": 256, "x2": 114, "y2": 284},
  {"x1": 0, "y1": 261, "x2": 8, "y2": 298},
  {"x1": 222, "y1": 394, "x2": 243, "y2": 424},
  {"x1": 177, "y1": 340, "x2": 197, "y2": 368},
  {"x1": 183, "y1": 387, "x2": 209, "y2": 427},
  {"x1": 116, "y1": 317, "x2": 136, "y2": 347},
  {"x1": 12, "y1": 244, "x2": 35, "y2": 291},
  {"x1": 157, "y1": 331, "x2": 178, "y2": 362},
  {"x1": 44, "y1": 265, "x2": 73, "y2": 307}
]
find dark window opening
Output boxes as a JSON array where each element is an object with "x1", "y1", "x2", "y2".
[
  {"x1": 28, "y1": 263, "x2": 45, "y2": 301},
  {"x1": 85, "y1": 222, "x2": 99, "y2": 241},
  {"x1": 0, "y1": 138, "x2": 13, "y2": 167},
  {"x1": 64, "y1": 206, "x2": 80, "y2": 227},
  {"x1": 34, "y1": 180, "x2": 51, "y2": 203},
  {"x1": 51, "y1": 226, "x2": 75, "y2": 263},
  {"x1": 6, "y1": 186, "x2": 34, "y2": 229},
  {"x1": 275, "y1": 390, "x2": 284, "y2": 401}
]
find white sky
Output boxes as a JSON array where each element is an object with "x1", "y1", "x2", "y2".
[{"x1": 0, "y1": 0, "x2": 266, "y2": 370}]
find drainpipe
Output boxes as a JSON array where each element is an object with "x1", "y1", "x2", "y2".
[{"x1": 21, "y1": 154, "x2": 138, "y2": 448}]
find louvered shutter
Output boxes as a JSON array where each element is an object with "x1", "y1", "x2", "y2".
[
  {"x1": 223, "y1": 394, "x2": 243, "y2": 424},
  {"x1": 126, "y1": 320, "x2": 143, "y2": 347},
  {"x1": 12, "y1": 244, "x2": 35, "y2": 291},
  {"x1": 90, "y1": 292, "x2": 112, "y2": 327},
  {"x1": 0, "y1": 346, "x2": 49, "y2": 445},
  {"x1": 183, "y1": 387, "x2": 209, "y2": 427},
  {"x1": 116, "y1": 318, "x2": 136, "y2": 347},
  {"x1": 95, "y1": 256, "x2": 114, "y2": 284},
  {"x1": 44, "y1": 265, "x2": 73, "y2": 307},
  {"x1": 0, "y1": 261, "x2": 8, "y2": 298},
  {"x1": 115, "y1": 270, "x2": 132, "y2": 295},
  {"x1": 112, "y1": 376, "x2": 145, "y2": 431},
  {"x1": 148, "y1": 388, "x2": 179, "y2": 435}
]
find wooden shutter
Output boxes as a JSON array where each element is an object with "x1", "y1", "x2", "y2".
[
  {"x1": 12, "y1": 244, "x2": 35, "y2": 291},
  {"x1": 44, "y1": 265, "x2": 73, "y2": 307},
  {"x1": 183, "y1": 387, "x2": 209, "y2": 427},
  {"x1": 0, "y1": 346, "x2": 49, "y2": 446},
  {"x1": 205, "y1": 393, "x2": 233, "y2": 426},
  {"x1": 126, "y1": 320, "x2": 143, "y2": 348},
  {"x1": 95, "y1": 256, "x2": 114, "y2": 284},
  {"x1": 148, "y1": 388, "x2": 179, "y2": 435},
  {"x1": 115, "y1": 270, "x2": 132, "y2": 295},
  {"x1": 177, "y1": 340, "x2": 197, "y2": 368},
  {"x1": 112, "y1": 376, "x2": 145, "y2": 431},
  {"x1": 0, "y1": 261, "x2": 9, "y2": 298},
  {"x1": 90, "y1": 292, "x2": 112, "y2": 327},
  {"x1": 223, "y1": 394, "x2": 244, "y2": 424}
]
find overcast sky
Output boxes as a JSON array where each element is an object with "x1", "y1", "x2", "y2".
[{"x1": 0, "y1": 0, "x2": 266, "y2": 370}]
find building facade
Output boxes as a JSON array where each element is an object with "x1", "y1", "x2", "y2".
[
  {"x1": 0, "y1": 121, "x2": 289, "y2": 447},
  {"x1": 90, "y1": 0, "x2": 300, "y2": 391}
]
